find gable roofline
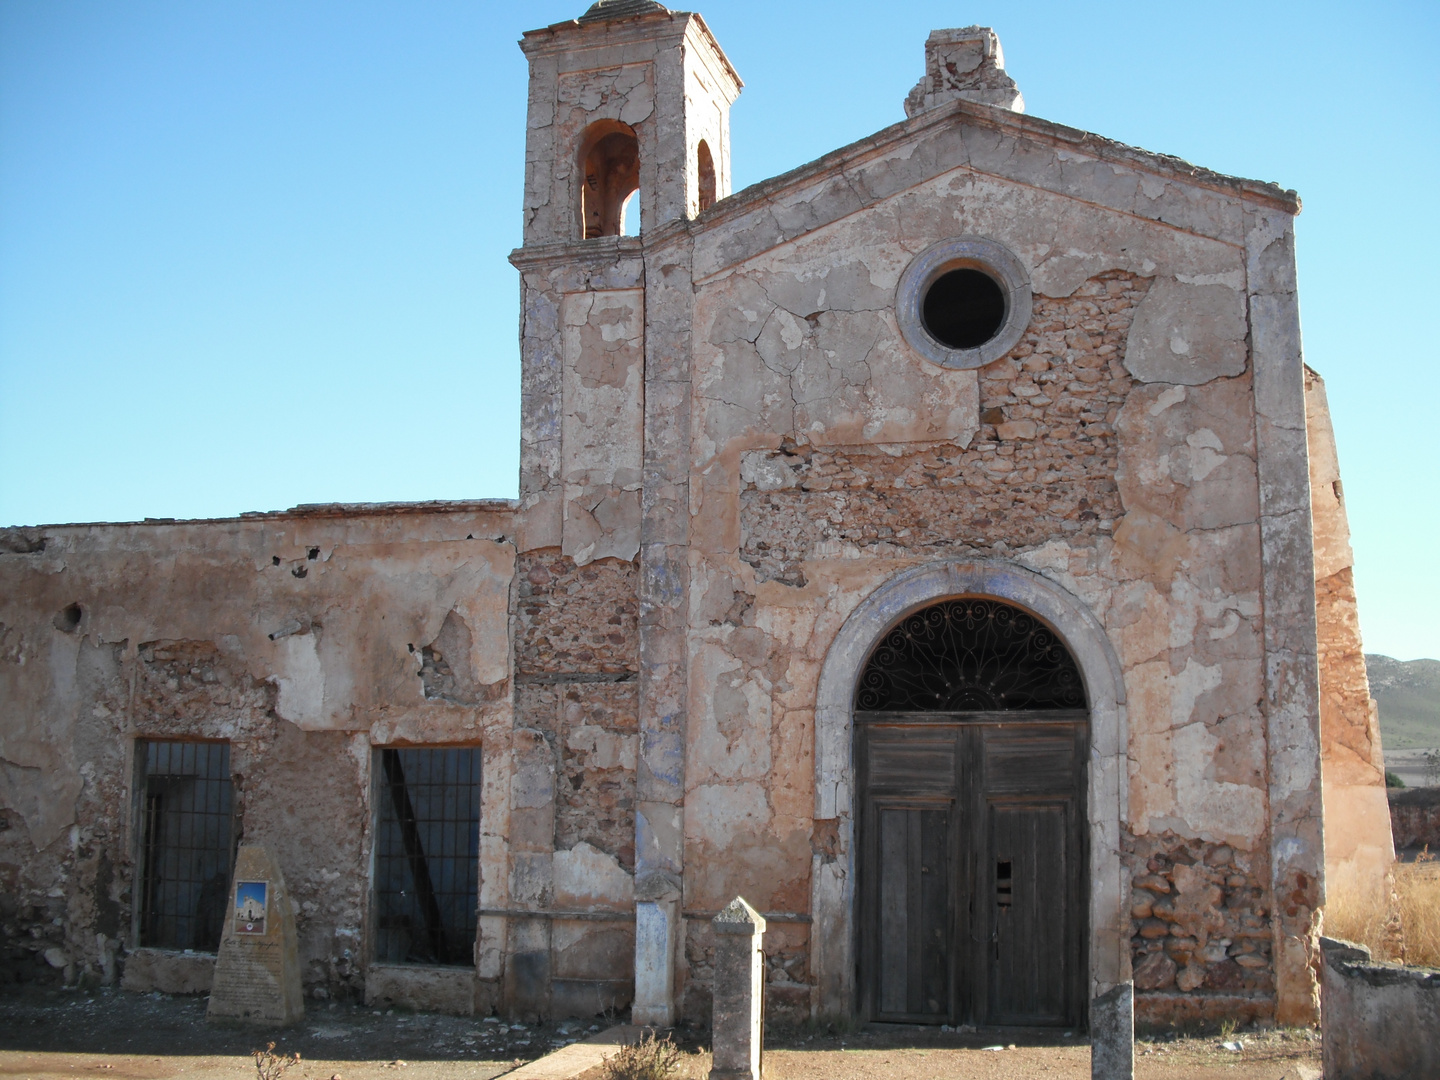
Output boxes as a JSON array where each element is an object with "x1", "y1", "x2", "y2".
[{"x1": 642, "y1": 95, "x2": 1298, "y2": 256}]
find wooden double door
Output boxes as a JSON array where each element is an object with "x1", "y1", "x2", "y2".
[{"x1": 857, "y1": 712, "x2": 1088, "y2": 1027}]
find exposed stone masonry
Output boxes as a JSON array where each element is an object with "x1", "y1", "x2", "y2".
[
  {"x1": 739, "y1": 273, "x2": 1147, "y2": 584},
  {"x1": 1129, "y1": 832, "x2": 1275, "y2": 1024},
  {"x1": 139, "y1": 640, "x2": 277, "y2": 729},
  {"x1": 513, "y1": 551, "x2": 639, "y2": 871},
  {"x1": 515, "y1": 551, "x2": 639, "y2": 677}
]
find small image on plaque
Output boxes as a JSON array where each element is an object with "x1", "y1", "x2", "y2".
[{"x1": 234, "y1": 880, "x2": 268, "y2": 935}]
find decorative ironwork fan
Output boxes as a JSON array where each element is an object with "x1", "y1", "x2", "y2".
[{"x1": 854, "y1": 598, "x2": 1084, "y2": 711}]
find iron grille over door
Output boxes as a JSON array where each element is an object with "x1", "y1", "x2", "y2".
[
  {"x1": 856, "y1": 597, "x2": 1084, "y2": 712},
  {"x1": 373, "y1": 747, "x2": 480, "y2": 967},
  {"x1": 855, "y1": 598, "x2": 1088, "y2": 1029},
  {"x1": 136, "y1": 739, "x2": 235, "y2": 951}
]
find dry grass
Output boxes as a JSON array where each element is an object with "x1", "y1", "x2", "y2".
[
  {"x1": 1326, "y1": 850, "x2": 1440, "y2": 967},
  {"x1": 1394, "y1": 852, "x2": 1440, "y2": 966},
  {"x1": 600, "y1": 1030, "x2": 683, "y2": 1080}
]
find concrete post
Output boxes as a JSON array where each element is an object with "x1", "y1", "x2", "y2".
[
  {"x1": 1090, "y1": 981, "x2": 1134, "y2": 1080},
  {"x1": 709, "y1": 897, "x2": 766, "y2": 1080}
]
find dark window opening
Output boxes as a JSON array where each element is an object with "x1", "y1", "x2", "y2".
[
  {"x1": 374, "y1": 747, "x2": 480, "y2": 967},
  {"x1": 696, "y1": 139, "x2": 717, "y2": 213},
  {"x1": 922, "y1": 268, "x2": 1006, "y2": 349},
  {"x1": 137, "y1": 740, "x2": 235, "y2": 951},
  {"x1": 579, "y1": 122, "x2": 640, "y2": 239}
]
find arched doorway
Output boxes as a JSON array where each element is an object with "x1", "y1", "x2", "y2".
[{"x1": 855, "y1": 597, "x2": 1088, "y2": 1027}]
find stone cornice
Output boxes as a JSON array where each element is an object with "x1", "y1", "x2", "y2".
[
  {"x1": 2, "y1": 499, "x2": 518, "y2": 533},
  {"x1": 520, "y1": 8, "x2": 743, "y2": 96},
  {"x1": 509, "y1": 235, "x2": 645, "y2": 271}
]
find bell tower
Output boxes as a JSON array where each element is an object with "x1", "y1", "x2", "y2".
[
  {"x1": 506, "y1": 2, "x2": 743, "y2": 1030},
  {"x1": 518, "y1": 1, "x2": 742, "y2": 244}
]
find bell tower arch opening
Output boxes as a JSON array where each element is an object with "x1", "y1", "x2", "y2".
[
  {"x1": 578, "y1": 120, "x2": 640, "y2": 239},
  {"x1": 696, "y1": 139, "x2": 717, "y2": 213}
]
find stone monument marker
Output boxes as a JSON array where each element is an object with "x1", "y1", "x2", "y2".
[
  {"x1": 709, "y1": 896, "x2": 766, "y2": 1080},
  {"x1": 206, "y1": 843, "x2": 304, "y2": 1025}
]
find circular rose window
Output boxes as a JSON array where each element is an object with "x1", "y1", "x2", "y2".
[{"x1": 896, "y1": 237, "x2": 1032, "y2": 369}]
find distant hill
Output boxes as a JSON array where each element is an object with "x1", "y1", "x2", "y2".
[{"x1": 1366, "y1": 654, "x2": 1440, "y2": 750}]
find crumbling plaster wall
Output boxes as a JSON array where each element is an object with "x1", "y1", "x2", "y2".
[
  {"x1": 1306, "y1": 368, "x2": 1394, "y2": 914},
  {"x1": 666, "y1": 100, "x2": 1315, "y2": 1024},
  {"x1": 515, "y1": 244, "x2": 647, "y2": 564},
  {"x1": 0, "y1": 505, "x2": 516, "y2": 1005}
]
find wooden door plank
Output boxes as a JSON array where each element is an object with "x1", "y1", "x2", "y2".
[
  {"x1": 919, "y1": 808, "x2": 951, "y2": 1017},
  {"x1": 877, "y1": 807, "x2": 909, "y2": 1016},
  {"x1": 987, "y1": 800, "x2": 1073, "y2": 1025}
]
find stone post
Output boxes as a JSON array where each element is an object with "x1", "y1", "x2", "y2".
[
  {"x1": 1090, "y1": 981, "x2": 1134, "y2": 1080},
  {"x1": 633, "y1": 898, "x2": 680, "y2": 1026},
  {"x1": 709, "y1": 897, "x2": 766, "y2": 1080}
]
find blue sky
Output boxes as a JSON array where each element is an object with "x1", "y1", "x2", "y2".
[{"x1": 1, "y1": 0, "x2": 1437, "y2": 659}]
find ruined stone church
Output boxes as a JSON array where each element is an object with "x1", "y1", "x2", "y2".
[{"x1": 0, "y1": 1, "x2": 1395, "y2": 1034}]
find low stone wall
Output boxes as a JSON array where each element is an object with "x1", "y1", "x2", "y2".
[
  {"x1": 118, "y1": 948, "x2": 215, "y2": 995},
  {"x1": 1389, "y1": 787, "x2": 1440, "y2": 854},
  {"x1": 1321, "y1": 936, "x2": 1440, "y2": 1079}
]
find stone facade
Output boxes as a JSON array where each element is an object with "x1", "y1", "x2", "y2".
[{"x1": 0, "y1": 2, "x2": 1392, "y2": 1033}]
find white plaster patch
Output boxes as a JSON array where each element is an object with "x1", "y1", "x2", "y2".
[
  {"x1": 1173, "y1": 717, "x2": 1267, "y2": 844},
  {"x1": 690, "y1": 643, "x2": 772, "y2": 781},
  {"x1": 1185, "y1": 428, "x2": 1227, "y2": 482},
  {"x1": 553, "y1": 841, "x2": 634, "y2": 909},
  {"x1": 566, "y1": 725, "x2": 637, "y2": 771},
  {"x1": 272, "y1": 632, "x2": 324, "y2": 725},
  {"x1": 1177, "y1": 270, "x2": 1246, "y2": 289},
  {"x1": 739, "y1": 451, "x2": 799, "y2": 492},
  {"x1": 776, "y1": 309, "x2": 805, "y2": 351},
  {"x1": 686, "y1": 782, "x2": 771, "y2": 849}
]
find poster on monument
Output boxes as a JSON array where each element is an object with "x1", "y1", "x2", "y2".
[{"x1": 234, "y1": 880, "x2": 267, "y2": 934}]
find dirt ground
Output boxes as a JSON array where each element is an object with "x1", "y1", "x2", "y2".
[
  {"x1": 0, "y1": 988, "x2": 1321, "y2": 1080},
  {"x1": 579, "y1": 1026, "x2": 1321, "y2": 1080},
  {"x1": 0, "y1": 988, "x2": 574, "y2": 1080}
]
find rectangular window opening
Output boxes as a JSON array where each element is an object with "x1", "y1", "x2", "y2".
[
  {"x1": 136, "y1": 739, "x2": 235, "y2": 951},
  {"x1": 373, "y1": 747, "x2": 480, "y2": 967}
]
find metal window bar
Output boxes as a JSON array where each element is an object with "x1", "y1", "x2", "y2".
[
  {"x1": 374, "y1": 747, "x2": 480, "y2": 967},
  {"x1": 137, "y1": 740, "x2": 235, "y2": 951}
]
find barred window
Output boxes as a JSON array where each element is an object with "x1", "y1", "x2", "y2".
[
  {"x1": 136, "y1": 740, "x2": 236, "y2": 951},
  {"x1": 373, "y1": 747, "x2": 480, "y2": 967}
]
